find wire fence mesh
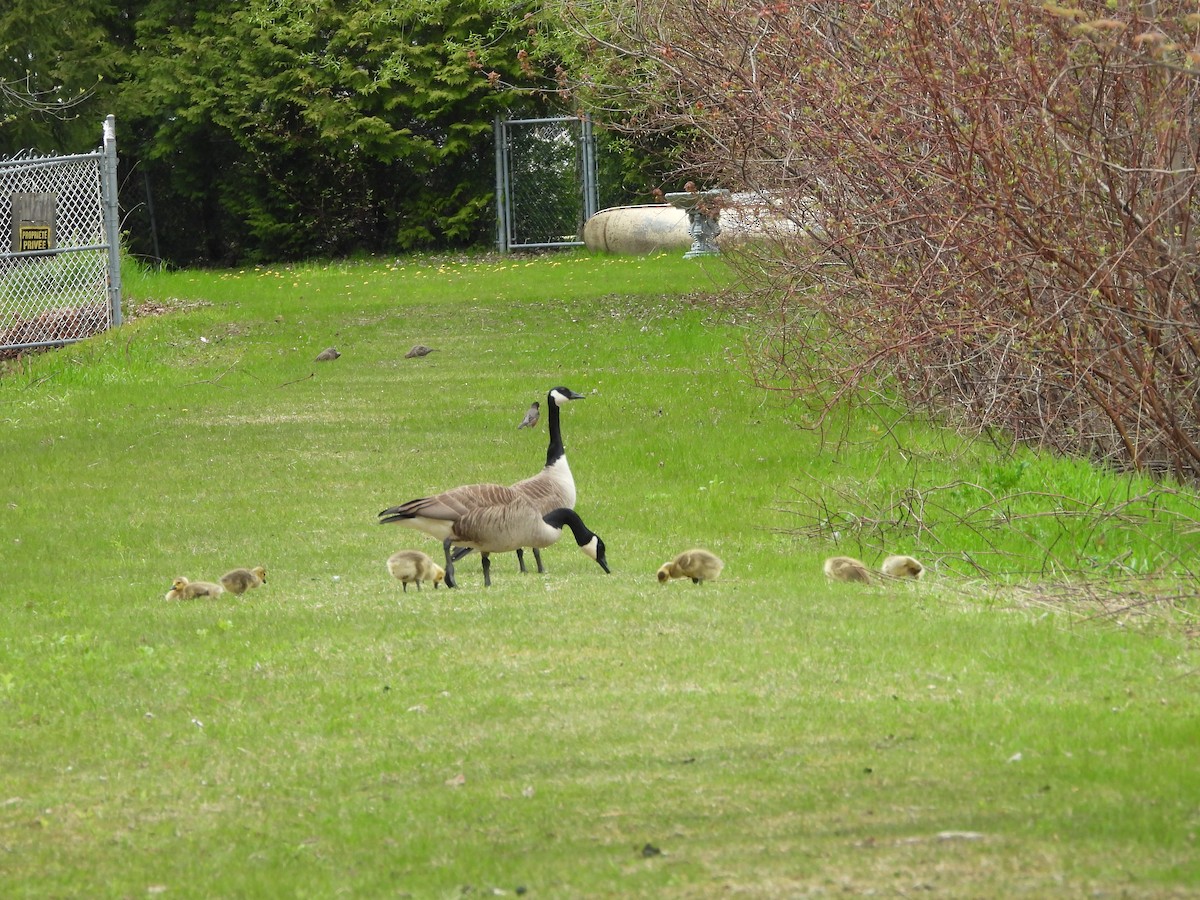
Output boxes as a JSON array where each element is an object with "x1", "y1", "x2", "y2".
[{"x1": 0, "y1": 147, "x2": 112, "y2": 353}]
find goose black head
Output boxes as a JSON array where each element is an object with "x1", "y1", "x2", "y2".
[
  {"x1": 544, "y1": 507, "x2": 610, "y2": 574},
  {"x1": 581, "y1": 533, "x2": 610, "y2": 574},
  {"x1": 549, "y1": 386, "x2": 586, "y2": 406}
]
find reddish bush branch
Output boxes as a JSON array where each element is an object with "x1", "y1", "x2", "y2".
[{"x1": 568, "y1": 0, "x2": 1200, "y2": 479}]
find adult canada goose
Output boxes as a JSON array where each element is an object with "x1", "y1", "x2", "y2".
[
  {"x1": 386, "y1": 549, "x2": 445, "y2": 591},
  {"x1": 823, "y1": 556, "x2": 872, "y2": 584},
  {"x1": 881, "y1": 555, "x2": 924, "y2": 579},
  {"x1": 657, "y1": 549, "x2": 724, "y2": 584},
  {"x1": 164, "y1": 577, "x2": 225, "y2": 601},
  {"x1": 220, "y1": 565, "x2": 267, "y2": 595},
  {"x1": 379, "y1": 484, "x2": 609, "y2": 587},
  {"x1": 510, "y1": 386, "x2": 586, "y2": 572},
  {"x1": 450, "y1": 386, "x2": 586, "y2": 576}
]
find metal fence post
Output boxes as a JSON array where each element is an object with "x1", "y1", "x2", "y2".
[
  {"x1": 582, "y1": 115, "x2": 598, "y2": 221},
  {"x1": 101, "y1": 114, "x2": 123, "y2": 326},
  {"x1": 494, "y1": 115, "x2": 509, "y2": 254}
]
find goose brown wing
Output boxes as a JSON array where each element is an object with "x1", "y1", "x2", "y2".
[
  {"x1": 379, "y1": 483, "x2": 519, "y2": 522},
  {"x1": 451, "y1": 496, "x2": 551, "y2": 552},
  {"x1": 511, "y1": 472, "x2": 571, "y2": 513}
]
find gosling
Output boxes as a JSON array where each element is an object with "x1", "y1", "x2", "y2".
[
  {"x1": 657, "y1": 549, "x2": 724, "y2": 584},
  {"x1": 164, "y1": 577, "x2": 225, "y2": 601},
  {"x1": 386, "y1": 549, "x2": 445, "y2": 592},
  {"x1": 823, "y1": 556, "x2": 872, "y2": 584},
  {"x1": 220, "y1": 565, "x2": 268, "y2": 595},
  {"x1": 881, "y1": 555, "x2": 924, "y2": 580}
]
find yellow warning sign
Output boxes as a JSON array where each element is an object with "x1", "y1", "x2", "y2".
[{"x1": 19, "y1": 225, "x2": 51, "y2": 253}]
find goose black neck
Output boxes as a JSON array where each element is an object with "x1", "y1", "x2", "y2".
[
  {"x1": 545, "y1": 390, "x2": 566, "y2": 468},
  {"x1": 542, "y1": 507, "x2": 592, "y2": 544}
]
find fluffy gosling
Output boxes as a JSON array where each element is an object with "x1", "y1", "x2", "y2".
[
  {"x1": 386, "y1": 549, "x2": 445, "y2": 592},
  {"x1": 164, "y1": 577, "x2": 225, "y2": 601},
  {"x1": 823, "y1": 556, "x2": 872, "y2": 584},
  {"x1": 881, "y1": 555, "x2": 924, "y2": 579},
  {"x1": 657, "y1": 549, "x2": 724, "y2": 584},
  {"x1": 220, "y1": 565, "x2": 268, "y2": 595}
]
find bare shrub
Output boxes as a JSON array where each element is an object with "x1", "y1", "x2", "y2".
[{"x1": 562, "y1": 0, "x2": 1200, "y2": 480}]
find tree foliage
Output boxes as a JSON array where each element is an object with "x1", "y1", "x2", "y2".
[
  {"x1": 2, "y1": 0, "x2": 585, "y2": 264},
  {"x1": 561, "y1": 0, "x2": 1200, "y2": 481},
  {"x1": 0, "y1": 0, "x2": 121, "y2": 153},
  {"x1": 120, "y1": 0, "x2": 568, "y2": 263}
]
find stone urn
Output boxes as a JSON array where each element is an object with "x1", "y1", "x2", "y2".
[{"x1": 663, "y1": 189, "x2": 730, "y2": 258}]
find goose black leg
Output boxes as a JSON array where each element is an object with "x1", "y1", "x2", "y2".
[
  {"x1": 532, "y1": 548, "x2": 546, "y2": 574},
  {"x1": 442, "y1": 536, "x2": 458, "y2": 588},
  {"x1": 516, "y1": 548, "x2": 528, "y2": 574},
  {"x1": 481, "y1": 552, "x2": 492, "y2": 587}
]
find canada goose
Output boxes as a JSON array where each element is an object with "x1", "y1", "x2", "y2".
[
  {"x1": 823, "y1": 556, "x2": 872, "y2": 584},
  {"x1": 220, "y1": 565, "x2": 267, "y2": 595},
  {"x1": 164, "y1": 577, "x2": 225, "y2": 601},
  {"x1": 405, "y1": 344, "x2": 438, "y2": 358},
  {"x1": 657, "y1": 549, "x2": 724, "y2": 584},
  {"x1": 386, "y1": 549, "x2": 445, "y2": 591},
  {"x1": 449, "y1": 386, "x2": 586, "y2": 576},
  {"x1": 315, "y1": 347, "x2": 340, "y2": 361},
  {"x1": 517, "y1": 401, "x2": 540, "y2": 430},
  {"x1": 379, "y1": 485, "x2": 609, "y2": 587},
  {"x1": 881, "y1": 555, "x2": 924, "y2": 579},
  {"x1": 509, "y1": 386, "x2": 586, "y2": 573}
]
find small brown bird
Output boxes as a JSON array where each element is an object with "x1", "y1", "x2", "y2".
[
  {"x1": 315, "y1": 347, "x2": 340, "y2": 362},
  {"x1": 881, "y1": 555, "x2": 924, "y2": 579},
  {"x1": 405, "y1": 344, "x2": 438, "y2": 358},
  {"x1": 164, "y1": 577, "x2": 225, "y2": 601},
  {"x1": 220, "y1": 565, "x2": 268, "y2": 595},
  {"x1": 517, "y1": 401, "x2": 540, "y2": 430},
  {"x1": 684, "y1": 180, "x2": 698, "y2": 193},
  {"x1": 823, "y1": 556, "x2": 872, "y2": 584},
  {"x1": 657, "y1": 549, "x2": 724, "y2": 584},
  {"x1": 386, "y1": 549, "x2": 445, "y2": 591}
]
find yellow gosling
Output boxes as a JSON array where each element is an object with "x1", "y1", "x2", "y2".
[
  {"x1": 386, "y1": 549, "x2": 445, "y2": 592},
  {"x1": 164, "y1": 577, "x2": 225, "y2": 601},
  {"x1": 881, "y1": 555, "x2": 924, "y2": 579},
  {"x1": 220, "y1": 566, "x2": 268, "y2": 595},
  {"x1": 657, "y1": 549, "x2": 725, "y2": 584},
  {"x1": 823, "y1": 556, "x2": 872, "y2": 584}
]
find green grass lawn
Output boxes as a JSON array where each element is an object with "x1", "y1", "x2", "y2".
[{"x1": 1, "y1": 251, "x2": 1197, "y2": 897}]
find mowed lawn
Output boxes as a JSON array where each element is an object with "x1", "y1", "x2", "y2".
[{"x1": 1, "y1": 252, "x2": 1197, "y2": 898}]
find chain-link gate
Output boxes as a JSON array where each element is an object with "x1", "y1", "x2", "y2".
[
  {"x1": 0, "y1": 115, "x2": 122, "y2": 353},
  {"x1": 495, "y1": 115, "x2": 597, "y2": 252}
]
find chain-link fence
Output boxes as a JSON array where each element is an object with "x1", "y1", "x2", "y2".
[
  {"x1": 495, "y1": 115, "x2": 598, "y2": 252},
  {"x1": 0, "y1": 116, "x2": 122, "y2": 354}
]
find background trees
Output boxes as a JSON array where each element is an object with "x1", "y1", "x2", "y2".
[
  {"x1": 2, "y1": 0, "x2": 592, "y2": 264},
  {"x1": 121, "y1": 0, "x2": 573, "y2": 263},
  {"x1": 559, "y1": 0, "x2": 1200, "y2": 481},
  {"x1": 0, "y1": 0, "x2": 122, "y2": 153}
]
